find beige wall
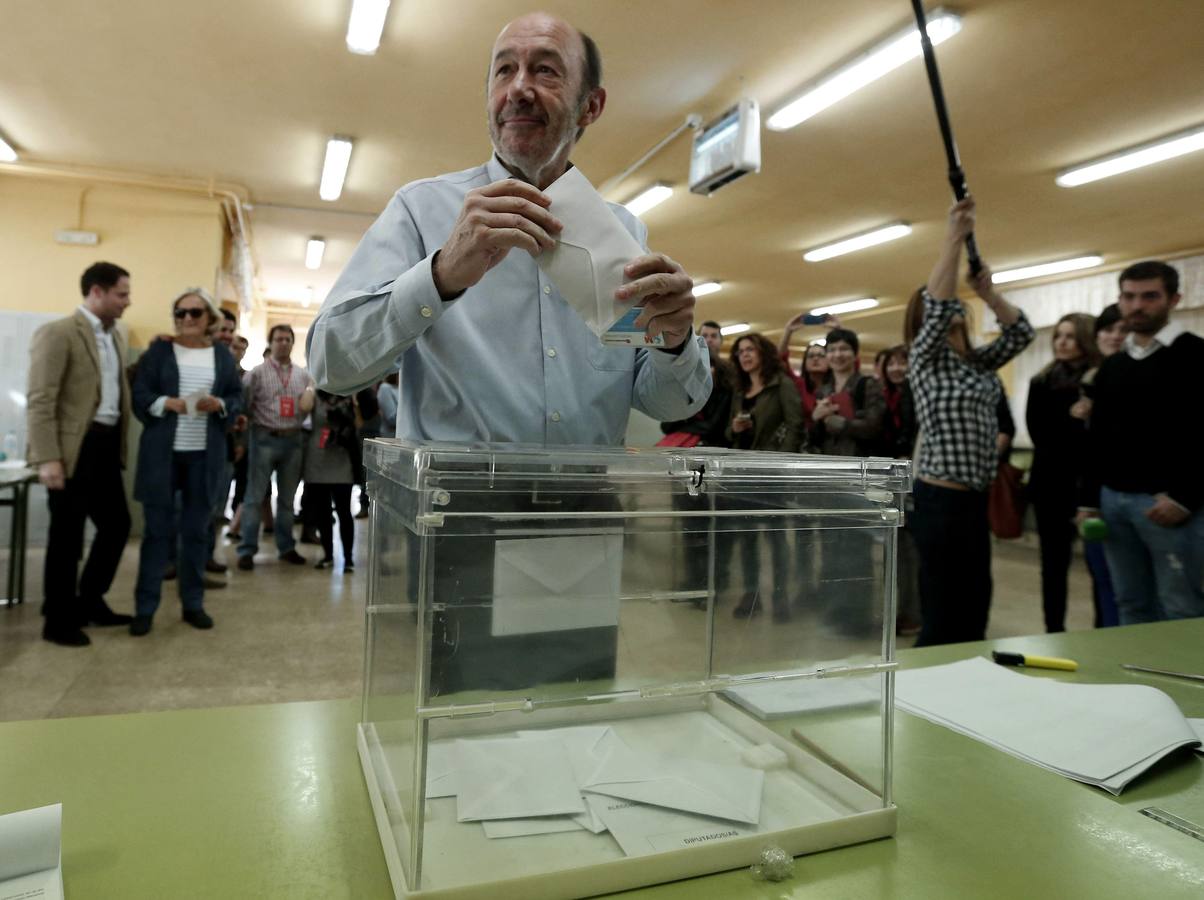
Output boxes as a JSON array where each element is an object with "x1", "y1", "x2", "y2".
[{"x1": 0, "y1": 174, "x2": 224, "y2": 348}]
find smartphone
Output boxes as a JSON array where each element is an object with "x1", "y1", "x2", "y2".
[{"x1": 802, "y1": 313, "x2": 831, "y2": 326}]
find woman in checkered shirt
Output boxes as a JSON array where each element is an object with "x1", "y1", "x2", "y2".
[{"x1": 902, "y1": 198, "x2": 1035, "y2": 646}]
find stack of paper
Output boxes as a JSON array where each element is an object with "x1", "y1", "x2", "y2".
[
  {"x1": 0, "y1": 803, "x2": 63, "y2": 900},
  {"x1": 895, "y1": 657, "x2": 1202, "y2": 794},
  {"x1": 723, "y1": 675, "x2": 879, "y2": 720},
  {"x1": 425, "y1": 723, "x2": 767, "y2": 854}
]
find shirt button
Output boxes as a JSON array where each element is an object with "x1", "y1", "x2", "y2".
[
  {"x1": 420, "y1": 305, "x2": 433, "y2": 318},
  {"x1": 543, "y1": 285, "x2": 552, "y2": 295},
  {"x1": 546, "y1": 348, "x2": 557, "y2": 358},
  {"x1": 551, "y1": 411, "x2": 561, "y2": 422}
]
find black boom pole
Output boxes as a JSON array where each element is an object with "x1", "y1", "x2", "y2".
[{"x1": 909, "y1": 0, "x2": 983, "y2": 275}]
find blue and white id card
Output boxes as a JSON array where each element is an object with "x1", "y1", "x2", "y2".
[{"x1": 601, "y1": 307, "x2": 666, "y2": 347}]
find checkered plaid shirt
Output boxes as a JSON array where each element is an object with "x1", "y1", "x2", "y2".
[{"x1": 910, "y1": 292, "x2": 1035, "y2": 491}]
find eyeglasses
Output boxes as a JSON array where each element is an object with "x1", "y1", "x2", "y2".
[{"x1": 174, "y1": 307, "x2": 206, "y2": 320}]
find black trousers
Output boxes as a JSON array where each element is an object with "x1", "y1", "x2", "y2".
[
  {"x1": 306, "y1": 483, "x2": 354, "y2": 561},
  {"x1": 1032, "y1": 493, "x2": 1076, "y2": 633},
  {"x1": 43, "y1": 427, "x2": 131, "y2": 628},
  {"x1": 911, "y1": 480, "x2": 992, "y2": 647}
]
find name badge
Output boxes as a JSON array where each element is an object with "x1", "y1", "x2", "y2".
[{"x1": 279, "y1": 396, "x2": 296, "y2": 418}]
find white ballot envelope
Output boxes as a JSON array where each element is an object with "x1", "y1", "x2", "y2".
[
  {"x1": 517, "y1": 725, "x2": 625, "y2": 833},
  {"x1": 454, "y1": 737, "x2": 585, "y2": 823},
  {"x1": 491, "y1": 533, "x2": 623, "y2": 637},
  {"x1": 183, "y1": 390, "x2": 206, "y2": 417},
  {"x1": 536, "y1": 167, "x2": 664, "y2": 347},
  {"x1": 424, "y1": 740, "x2": 458, "y2": 799},
  {"x1": 583, "y1": 745, "x2": 764, "y2": 825},
  {"x1": 0, "y1": 803, "x2": 64, "y2": 900}
]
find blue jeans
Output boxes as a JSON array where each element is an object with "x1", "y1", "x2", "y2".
[
  {"x1": 135, "y1": 451, "x2": 209, "y2": 616},
  {"x1": 238, "y1": 429, "x2": 303, "y2": 558},
  {"x1": 1083, "y1": 540, "x2": 1118, "y2": 628},
  {"x1": 1100, "y1": 487, "x2": 1204, "y2": 624}
]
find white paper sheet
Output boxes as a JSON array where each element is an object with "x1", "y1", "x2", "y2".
[
  {"x1": 424, "y1": 740, "x2": 458, "y2": 799},
  {"x1": 491, "y1": 534, "x2": 623, "y2": 637},
  {"x1": 517, "y1": 725, "x2": 623, "y2": 833},
  {"x1": 1189, "y1": 718, "x2": 1204, "y2": 755},
  {"x1": 895, "y1": 657, "x2": 1201, "y2": 794},
  {"x1": 583, "y1": 744, "x2": 764, "y2": 824},
  {"x1": 454, "y1": 737, "x2": 585, "y2": 822},
  {"x1": 481, "y1": 816, "x2": 586, "y2": 839},
  {"x1": 589, "y1": 795, "x2": 761, "y2": 858},
  {"x1": 0, "y1": 803, "x2": 63, "y2": 900},
  {"x1": 723, "y1": 675, "x2": 879, "y2": 720},
  {"x1": 535, "y1": 167, "x2": 663, "y2": 346}
]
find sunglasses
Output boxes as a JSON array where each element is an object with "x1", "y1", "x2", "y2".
[{"x1": 174, "y1": 307, "x2": 207, "y2": 320}]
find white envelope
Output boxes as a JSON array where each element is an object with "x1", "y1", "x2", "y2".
[
  {"x1": 454, "y1": 737, "x2": 585, "y2": 823},
  {"x1": 491, "y1": 534, "x2": 623, "y2": 637},
  {"x1": 535, "y1": 166, "x2": 648, "y2": 340},
  {"x1": 583, "y1": 744, "x2": 764, "y2": 825},
  {"x1": 590, "y1": 795, "x2": 762, "y2": 858},
  {"x1": 517, "y1": 725, "x2": 625, "y2": 833},
  {"x1": 424, "y1": 740, "x2": 457, "y2": 799},
  {"x1": 481, "y1": 815, "x2": 586, "y2": 839}
]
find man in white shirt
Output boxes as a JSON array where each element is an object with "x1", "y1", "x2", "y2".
[{"x1": 26, "y1": 262, "x2": 135, "y2": 646}]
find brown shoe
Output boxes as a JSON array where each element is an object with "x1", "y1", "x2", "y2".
[{"x1": 205, "y1": 558, "x2": 228, "y2": 574}]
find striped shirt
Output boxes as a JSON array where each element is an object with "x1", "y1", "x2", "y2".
[
  {"x1": 245, "y1": 359, "x2": 314, "y2": 430},
  {"x1": 173, "y1": 345, "x2": 215, "y2": 451}
]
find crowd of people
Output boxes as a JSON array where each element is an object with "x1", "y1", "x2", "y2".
[
  {"x1": 25, "y1": 262, "x2": 394, "y2": 645},
  {"x1": 660, "y1": 198, "x2": 1202, "y2": 643}
]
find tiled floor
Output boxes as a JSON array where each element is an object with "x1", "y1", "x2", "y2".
[{"x1": 0, "y1": 521, "x2": 1094, "y2": 723}]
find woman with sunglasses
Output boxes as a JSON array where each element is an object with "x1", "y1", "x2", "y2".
[{"x1": 129, "y1": 289, "x2": 243, "y2": 636}]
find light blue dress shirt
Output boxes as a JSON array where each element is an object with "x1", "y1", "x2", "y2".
[{"x1": 307, "y1": 157, "x2": 710, "y2": 446}]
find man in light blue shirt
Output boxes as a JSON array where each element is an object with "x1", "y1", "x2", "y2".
[{"x1": 308, "y1": 12, "x2": 709, "y2": 446}]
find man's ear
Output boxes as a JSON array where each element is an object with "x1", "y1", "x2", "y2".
[
  {"x1": 577, "y1": 86, "x2": 606, "y2": 129},
  {"x1": 1169, "y1": 292, "x2": 1182, "y2": 310}
]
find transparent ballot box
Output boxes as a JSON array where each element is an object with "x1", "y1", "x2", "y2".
[{"x1": 359, "y1": 439, "x2": 910, "y2": 899}]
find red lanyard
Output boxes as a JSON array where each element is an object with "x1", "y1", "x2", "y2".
[{"x1": 269, "y1": 359, "x2": 293, "y2": 394}]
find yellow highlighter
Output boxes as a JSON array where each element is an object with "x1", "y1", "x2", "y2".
[{"x1": 991, "y1": 650, "x2": 1078, "y2": 672}]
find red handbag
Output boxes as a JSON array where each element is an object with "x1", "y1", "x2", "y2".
[
  {"x1": 656, "y1": 432, "x2": 702, "y2": 448},
  {"x1": 988, "y1": 462, "x2": 1027, "y2": 539}
]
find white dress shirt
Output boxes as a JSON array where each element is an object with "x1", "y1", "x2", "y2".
[
  {"x1": 1124, "y1": 320, "x2": 1186, "y2": 361},
  {"x1": 307, "y1": 157, "x2": 710, "y2": 447},
  {"x1": 78, "y1": 305, "x2": 121, "y2": 426}
]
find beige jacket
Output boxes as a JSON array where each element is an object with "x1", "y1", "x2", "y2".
[{"x1": 26, "y1": 309, "x2": 131, "y2": 477}]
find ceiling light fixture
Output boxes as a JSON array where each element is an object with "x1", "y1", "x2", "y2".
[
  {"x1": 810, "y1": 338, "x2": 828, "y2": 347},
  {"x1": 1056, "y1": 124, "x2": 1204, "y2": 187},
  {"x1": 624, "y1": 183, "x2": 673, "y2": 217},
  {"x1": 0, "y1": 135, "x2": 16, "y2": 163},
  {"x1": 720, "y1": 322, "x2": 751, "y2": 337},
  {"x1": 768, "y1": 9, "x2": 963, "y2": 131},
  {"x1": 991, "y1": 255, "x2": 1104, "y2": 285},
  {"x1": 346, "y1": 0, "x2": 391, "y2": 55},
  {"x1": 319, "y1": 136, "x2": 354, "y2": 201},
  {"x1": 305, "y1": 237, "x2": 326, "y2": 270},
  {"x1": 692, "y1": 281, "x2": 722, "y2": 297},
  {"x1": 803, "y1": 223, "x2": 912, "y2": 262},
  {"x1": 810, "y1": 297, "x2": 880, "y2": 316}
]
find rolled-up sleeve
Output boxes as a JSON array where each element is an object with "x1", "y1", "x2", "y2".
[
  {"x1": 631, "y1": 334, "x2": 711, "y2": 422},
  {"x1": 306, "y1": 193, "x2": 446, "y2": 395}
]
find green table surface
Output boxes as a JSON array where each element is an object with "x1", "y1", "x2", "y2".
[{"x1": 3, "y1": 620, "x2": 1202, "y2": 899}]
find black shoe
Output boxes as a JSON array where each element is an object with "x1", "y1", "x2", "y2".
[
  {"x1": 183, "y1": 609, "x2": 214, "y2": 630},
  {"x1": 43, "y1": 625, "x2": 91, "y2": 646},
  {"x1": 86, "y1": 598, "x2": 134, "y2": 626},
  {"x1": 732, "y1": 595, "x2": 761, "y2": 619},
  {"x1": 299, "y1": 529, "x2": 321, "y2": 545},
  {"x1": 203, "y1": 577, "x2": 227, "y2": 590},
  {"x1": 279, "y1": 549, "x2": 306, "y2": 565},
  {"x1": 237, "y1": 555, "x2": 254, "y2": 571},
  {"x1": 163, "y1": 564, "x2": 177, "y2": 581},
  {"x1": 129, "y1": 615, "x2": 153, "y2": 637},
  {"x1": 225, "y1": 531, "x2": 240, "y2": 543},
  {"x1": 205, "y1": 558, "x2": 228, "y2": 574},
  {"x1": 343, "y1": 561, "x2": 355, "y2": 573},
  {"x1": 315, "y1": 558, "x2": 334, "y2": 570}
]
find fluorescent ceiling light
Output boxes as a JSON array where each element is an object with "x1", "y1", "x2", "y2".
[
  {"x1": 624, "y1": 184, "x2": 673, "y2": 217},
  {"x1": 810, "y1": 297, "x2": 880, "y2": 316},
  {"x1": 768, "y1": 9, "x2": 963, "y2": 131},
  {"x1": 720, "y1": 322, "x2": 751, "y2": 337},
  {"x1": 991, "y1": 255, "x2": 1104, "y2": 285},
  {"x1": 692, "y1": 281, "x2": 722, "y2": 297},
  {"x1": 346, "y1": 0, "x2": 391, "y2": 55},
  {"x1": 319, "y1": 136, "x2": 354, "y2": 202},
  {"x1": 301, "y1": 286, "x2": 314, "y2": 308},
  {"x1": 0, "y1": 136, "x2": 16, "y2": 163},
  {"x1": 8, "y1": 389, "x2": 27, "y2": 408},
  {"x1": 1056, "y1": 125, "x2": 1204, "y2": 187},
  {"x1": 305, "y1": 237, "x2": 326, "y2": 270},
  {"x1": 803, "y1": 223, "x2": 911, "y2": 262},
  {"x1": 810, "y1": 338, "x2": 827, "y2": 347}
]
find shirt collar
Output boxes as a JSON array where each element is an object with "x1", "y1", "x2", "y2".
[
  {"x1": 1123, "y1": 319, "x2": 1186, "y2": 353},
  {"x1": 486, "y1": 154, "x2": 573, "y2": 187},
  {"x1": 78, "y1": 305, "x2": 110, "y2": 334}
]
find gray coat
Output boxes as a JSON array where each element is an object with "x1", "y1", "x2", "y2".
[{"x1": 303, "y1": 397, "x2": 356, "y2": 484}]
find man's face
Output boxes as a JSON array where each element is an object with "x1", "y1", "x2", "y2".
[
  {"x1": 217, "y1": 317, "x2": 236, "y2": 346},
  {"x1": 1118, "y1": 278, "x2": 1179, "y2": 335},
  {"x1": 270, "y1": 329, "x2": 294, "y2": 362},
  {"x1": 89, "y1": 276, "x2": 131, "y2": 324},
  {"x1": 487, "y1": 16, "x2": 591, "y2": 178},
  {"x1": 699, "y1": 326, "x2": 722, "y2": 354},
  {"x1": 232, "y1": 336, "x2": 248, "y2": 364}
]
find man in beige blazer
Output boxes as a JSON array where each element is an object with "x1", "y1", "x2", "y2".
[{"x1": 26, "y1": 262, "x2": 135, "y2": 646}]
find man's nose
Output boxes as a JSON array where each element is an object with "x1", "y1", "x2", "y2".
[{"x1": 507, "y1": 67, "x2": 535, "y2": 101}]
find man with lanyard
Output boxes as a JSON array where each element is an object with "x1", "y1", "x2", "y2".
[{"x1": 237, "y1": 324, "x2": 315, "y2": 570}]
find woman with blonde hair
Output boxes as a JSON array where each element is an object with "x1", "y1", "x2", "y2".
[
  {"x1": 129, "y1": 288, "x2": 243, "y2": 635},
  {"x1": 1025, "y1": 313, "x2": 1102, "y2": 632}
]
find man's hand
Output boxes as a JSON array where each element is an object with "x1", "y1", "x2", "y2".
[
  {"x1": 621, "y1": 254, "x2": 696, "y2": 348},
  {"x1": 195, "y1": 395, "x2": 222, "y2": 413},
  {"x1": 233, "y1": 414, "x2": 248, "y2": 432},
  {"x1": 1146, "y1": 493, "x2": 1190, "y2": 527},
  {"x1": 164, "y1": 397, "x2": 187, "y2": 414},
  {"x1": 1069, "y1": 397, "x2": 1093, "y2": 421},
  {"x1": 38, "y1": 460, "x2": 66, "y2": 491},
  {"x1": 432, "y1": 180, "x2": 562, "y2": 299}
]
